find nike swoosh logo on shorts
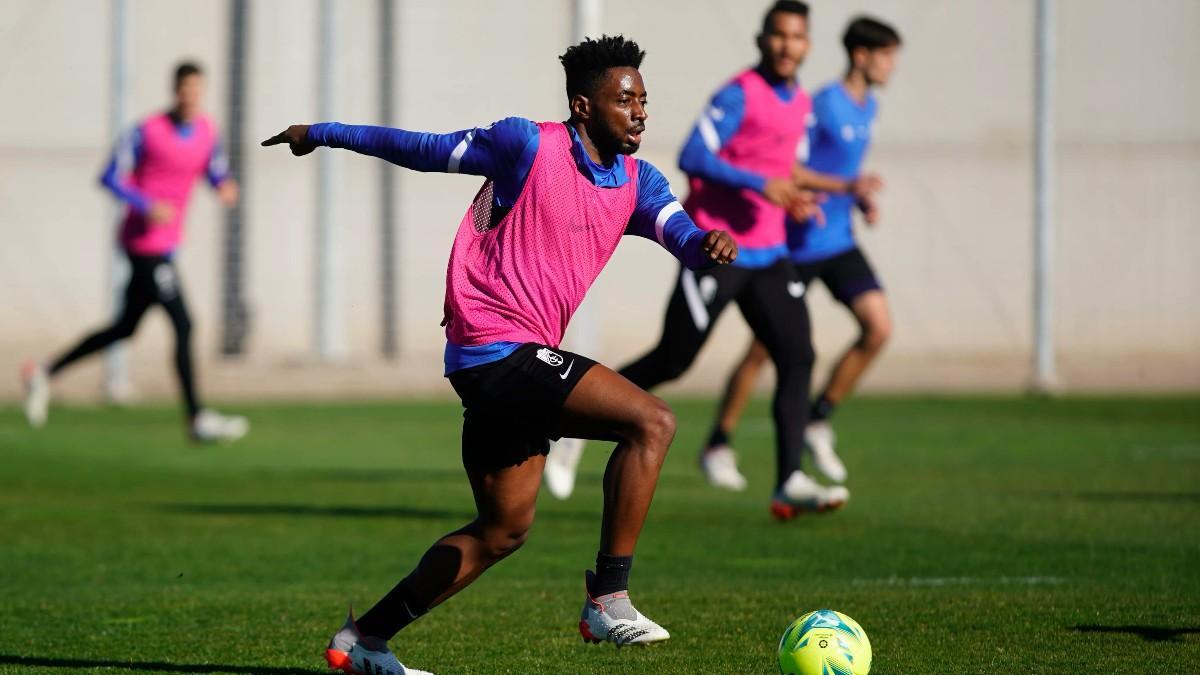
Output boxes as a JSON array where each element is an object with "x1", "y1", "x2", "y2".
[{"x1": 560, "y1": 360, "x2": 575, "y2": 380}]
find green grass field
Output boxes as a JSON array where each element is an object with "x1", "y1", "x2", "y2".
[{"x1": 2, "y1": 395, "x2": 1198, "y2": 674}]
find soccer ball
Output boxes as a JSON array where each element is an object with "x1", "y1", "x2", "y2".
[{"x1": 778, "y1": 609, "x2": 872, "y2": 675}]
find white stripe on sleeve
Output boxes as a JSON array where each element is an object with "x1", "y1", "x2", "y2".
[
  {"x1": 697, "y1": 115, "x2": 721, "y2": 153},
  {"x1": 653, "y1": 201, "x2": 684, "y2": 247},
  {"x1": 447, "y1": 129, "x2": 476, "y2": 173}
]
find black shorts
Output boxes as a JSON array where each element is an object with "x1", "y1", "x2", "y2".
[
  {"x1": 792, "y1": 247, "x2": 882, "y2": 307},
  {"x1": 447, "y1": 343, "x2": 597, "y2": 473}
]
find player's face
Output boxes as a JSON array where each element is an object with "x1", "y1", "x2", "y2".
[
  {"x1": 174, "y1": 74, "x2": 205, "y2": 117},
  {"x1": 591, "y1": 67, "x2": 648, "y2": 156},
  {"x1": 862, "y1": 45, "x2": 899, "y2": 87},
  {"x1": 758, "y1": 11, "x2": 809, "y2": 80}
]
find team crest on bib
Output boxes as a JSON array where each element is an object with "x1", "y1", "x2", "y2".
[{"x1": 536, "y1": 348, "x2": 564, "y2": 367}]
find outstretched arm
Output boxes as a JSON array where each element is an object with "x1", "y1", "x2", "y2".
[
  {"x1": 261, "y1": 117, "x2": 537, "y2": 183},
  {"x1": 626, "y1": 162, "x2": 736, "y2": 269}
]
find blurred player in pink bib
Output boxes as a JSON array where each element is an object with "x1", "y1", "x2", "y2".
[{"x1": 20, "y1": 62, "x2": 248, "y2": 444}]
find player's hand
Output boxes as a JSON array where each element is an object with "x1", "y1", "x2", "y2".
[
  {"x1": 786, "y1": 189, "x2": 825, "y2": 226},
  {"x1": 857, "y1": 194, "x2": 881, "y2": 226},
  {"x1": 702, "y1": 230, "x2": 738, "y2": 265},
  {"x1": 216, "y1": 179, "x2": 240, "y2": 207},
  {"x1": 762, "y1": 177, "x2": 800, "y2": 208},
  {"x1": 261, "y1": 125, "x2": 315, "y2": 156},
  {"x1": 148, "y1": 201, "x2": 175, "y2": 225},
  {"x1": 850, "y1": 173, "x2": 884, "y2": 199}
]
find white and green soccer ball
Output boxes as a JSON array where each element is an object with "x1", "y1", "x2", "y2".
[{"x1": 778, "y1": 609, "x2": 872, "y2": 675}]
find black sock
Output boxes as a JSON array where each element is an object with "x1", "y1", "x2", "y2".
[
  {"x1": 355, "y1": 578, "x2": 428, "y2": 641},
  {"x1": 706, "y1": 425, "x2": 731, "y2": 450},
  {"x1": 810, "y1": 394, "x2": 836, "y2": 422},
  {"x1": 592, "y1": 553, "x2": 633, "y2": 596}
]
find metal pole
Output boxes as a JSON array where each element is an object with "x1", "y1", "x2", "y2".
[
  {"x1": 379, "y1": 0, "x2": 398, "y2": 358},
  {"x1": 221, "y1": 0, "x2": 250, "y2": 355},
  {"x1": 315, "y1": 0, "x2": 341, "y2": 360},
  {"x1": 570, "y1": 0, "x2": 603, "y2": 356},
  {"x1": 1032, "y1": 0, "x2": 1057, "y2": 392},
  {"x1": 104, "y1": 0, "x2": 132, "y2": 402}
]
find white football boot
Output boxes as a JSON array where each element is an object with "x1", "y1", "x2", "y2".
[
  {"x1": 325, "y1": 610, "x2": 433, "y2": 675},
  {"x1": 698, "y1": 444, "x2": 748, "y2": 491},
  {"x1": 544, "y1": 437, "x2": 586, "y2": 499},
  {"x1": 770, "y1": 470, "x2": 849, "y2": 520},
  {"x1": 804, "y1": 421, "x2": 847, "y2": 483},
  {"x1": 191, "y1": 409, "x2": 250, "y2": 443},
  {"x1": 579, "y1": 570, "x2": 670, "y2": 646},
  {"x1": 20, "y1": 360, "x2": 50, "y2": 429}
]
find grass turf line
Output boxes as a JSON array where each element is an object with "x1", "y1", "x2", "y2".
[{"x1": 0, "y1": 396, "x2": 1197, "y2": 673}]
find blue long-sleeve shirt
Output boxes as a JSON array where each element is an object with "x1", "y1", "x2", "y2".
[
  {"x1": 99, "y1": 118, "x2": 230, "y2": 213},
  {"x1": 306, "y1": 118, "x2": 714, "y2": 372},
  {"x1": 307, "y1": 118, "x2": 710, "y2": 270},
  {"x1": 677, "y1": 69, "x2": 801, "y2": 193},
  {"x1": 676, "y1": 69, "x2": 802, "y2": 268},
  {"x1": 788, "y1": 82, "x2": 878, "y2": 263}
]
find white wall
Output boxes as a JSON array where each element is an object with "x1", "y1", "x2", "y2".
[{"x1": 0, "y1": 0, "x2": 1196, "y2": 402}]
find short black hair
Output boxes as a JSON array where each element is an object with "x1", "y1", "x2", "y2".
[
  {"x1": 558, "y1": 35, "x2": 645, "y2": 99},
  {"x1": 760, "y1": 0, "x2": 809, "y2": 35},
  {"x1": 842, "y1": 16, "x2": 902, "y2": 56},
  {"x1": 174, "y1": 61, "x2": 203, "y2": 89}
]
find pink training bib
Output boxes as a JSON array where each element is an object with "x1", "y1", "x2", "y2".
[
  {"x1": 119, "y1": 112, "x2": 218, "y2": 255},
  {"x1": 443, "y1": 122, "x2": 639, "y2": 347},
  {"x1": 684, "y1": 69, "x2": 811, "y2": 251}
]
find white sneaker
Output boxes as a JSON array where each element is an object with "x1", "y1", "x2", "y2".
[
  {"x1": 699, "y1": 445, "x2": 747, "y2": 491},
  {"x1": 804, "y1": 421, "x2": 847, "y2": 483},
  {"x1": 191, "y1": 409, "x2": 249, "y2": 443},
  {"x1": 325, "y1": 609, "x2": 433, "y2": 675},
  {"x1": 544, "y1": 437, "x2": 586, "y2": 500},
  {"x1": 20, "y1": 360, "x2": 50, "y2": 429},
  {"x1": 770, "y1": 471, "x2": 849, "y2": 520},
  {"x1": 579, "y1": 571, "x2": 670, "y2": 646}
]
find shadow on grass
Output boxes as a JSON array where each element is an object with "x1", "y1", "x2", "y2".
[
  {"x1": 159, "y1": 502, "x2": 475, "y2": 520},
  {"x1": 1025, "y1": 491, "x2": 1200, "y2": 504},
  {"x1": 1072, "y1": 625, "x2": 1200, "y2": 642},
  {"x1": 252, "y1": 467, "x2": 468, "y2": 485},
  {"x1": 0, "y1": 654, "x2": 323, "y2": 674},
  {"x1": 157, "y1": 502, "x2": 595, "y2": 522}
]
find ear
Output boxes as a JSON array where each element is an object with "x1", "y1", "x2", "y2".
[
  {"x1": 852, "y1": 46, "x2": 869, "y2": 69},
  {"x1": 570, "y1": 94, "x2": 591, "y2": 122}
]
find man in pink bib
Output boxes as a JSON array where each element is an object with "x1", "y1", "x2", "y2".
[
  {"x1": 545, "y1": 1, "x2": 879, "y2": 519},
  {"x1": 20, "y1": 62, "x2": 248, "y2": 444},
  {"x1": 264, "y1": 35, "x2": 736, "y2": 673}
]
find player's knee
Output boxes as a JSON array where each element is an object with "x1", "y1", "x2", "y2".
[
  {"x1": 112, "y1": 321, "x2": 138, "y2": 340},
  {"x1": 861, "y1": 318, "x2": 892, "y2": 353},
  {"x1": 745, "y1": 345, "x2": 771, "y2": 369},
  {"x1": 480, "y1": 512, "x2": 534, "y2": 561},
  {"x1": 635, "y1": 400, "x2": 676, "y2": 454},
  {"x1": 774, "y1": 341, "x2": 815, "y2": 372},
  {"x1": 649, "y1": 345, "x2": 696, "y2": 382}
]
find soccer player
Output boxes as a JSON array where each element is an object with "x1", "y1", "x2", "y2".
[
  {"x1": 544, "y1": 1, "x2": 876, "y2": 520},
  {"x1": 703, "y1": 16, "x2": 902, "y2": 486},
  {"x1": 20, "y1": 62, "x2": 248, "y2": 443},
  {"x1": 263, "y1": 36, "x2": 737, "y2": 673}
]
